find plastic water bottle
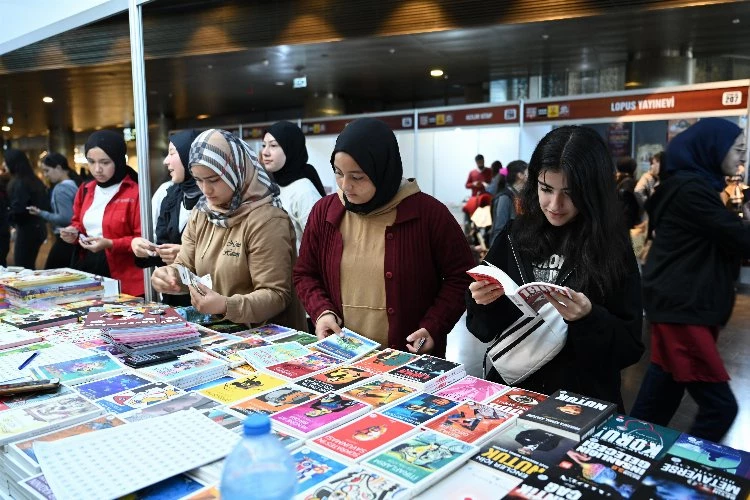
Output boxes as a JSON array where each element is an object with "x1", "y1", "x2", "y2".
[{"x1": 220, "y1": 413, "x2": 297, "y2": 500}]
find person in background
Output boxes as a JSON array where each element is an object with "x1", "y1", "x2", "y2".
[
  {"x1": 616, "y1": 156, "x2": 640, "y2": 230},
  {"x1": 631, "y1": 118, "x2": 750, "y2": 442},
  {"x1": 131, "y1": 130, "x2": 200, "y2": 306},
  {"x1": 466, "y1": 126, "x2": 643, "y2": 411},
  {"x1": 294, "y1": 118, "x2": 474, "y2": 357},
  {"x1": 634, "y1": 151, "x2": 662, "y2": 210},
  {"x1": 465, "y1": 154, "x2": 492, "y2": 197},
  {"x1": 0, "y1": 162, "x2": 10, "y2": 267},
  {"x1": 60, "y1": 130, "x2": 143, "y2": 296},
  {"x1": 485, "y1": 160, "x2": 505, "y2": 196},
  {"x1": 27, "y1": 153, "x2": 82, "y2": 269},
  {"x1": 151, "y1": 129, "x2": 306, "y2": 329},
  {"x1": 490, "y1": 160, "x2": 528, "y2": 245},
  {"x1": 262, "y1": 121, "x2": 325, "y2": 252},
  {"x1": 3, "y1": 149, "x2": 50, "y2": 270}
]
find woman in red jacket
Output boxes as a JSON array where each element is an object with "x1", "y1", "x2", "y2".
[
  {"x1": 60, "y1": 130, "x2": 144, "y2": 296},
  {"x1": 293, "y1": 118, "x2": 474, "y2": 357}
]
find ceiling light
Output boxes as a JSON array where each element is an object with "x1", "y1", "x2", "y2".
[
  {"x1": 732, "y1": 18, "x2": 740, "y2": 24},
  {"x1": 1, "y1": 126, "x2": 9, "y2": 132},
  {"x1": 275, "y1": 81, "x2": 286, "y2": 86},
  {"x1": 542, "y1": 34, "x2": 549, "y2": 40},
  {"x1": 42, "y1": 96, "x2": 54, "y2": 103},
  {"x1": 262, "y1": 59, "x2": 270, "y2": 66},
  {"x1": 430, "y1": 69, "x2": 444, "y2": 77},
  {"x1": 625, "y1": 81, "x2": 641, "y2": 87},
  {"x1": 196, "y1": 114, "x2": 210, "y2": 120},
  {"x1": 389, "y1": 48, "x2": 396, "y2": 54}
]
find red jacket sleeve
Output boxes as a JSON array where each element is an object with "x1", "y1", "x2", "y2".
[
  {"x1": 465, "y1": 171, "x2": 475, "y2": 190},
  {"x1": 70, "y1": 182, "x2": 88, "y2": 235}
]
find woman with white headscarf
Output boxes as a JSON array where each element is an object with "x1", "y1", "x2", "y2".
[{"x1": 151, "y1": 129, "x2": 306, "y2": 329}]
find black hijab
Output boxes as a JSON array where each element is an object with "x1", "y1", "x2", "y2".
[
  {"x1": 266, "y1": 121, "x2": 326, "y2": 197},
  {"x1": 330, "y1": 118, "x2": 403, "y2": 214},
  {"x1": 84, "y1": 130, "x2": 134, "y2": 187},
  {"x1": 168, "y1": 129, "x2": 202, "y2": 209}
]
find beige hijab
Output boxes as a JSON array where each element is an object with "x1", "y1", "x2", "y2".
[{"x1": 189, "y1": 129, "x2": 282, "y2": 228}]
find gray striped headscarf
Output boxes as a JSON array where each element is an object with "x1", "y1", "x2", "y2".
[{"x1": 189, "y1": 129, "x2": 281, "y2": 228}]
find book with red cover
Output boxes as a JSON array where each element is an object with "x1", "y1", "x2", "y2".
[{"x1": 425, "y1": 401, "x2": 516, "y2": 444}]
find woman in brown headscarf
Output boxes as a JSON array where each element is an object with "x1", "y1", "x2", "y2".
[{"x1": 151, "y1": 129, "x2": 305, "y2": 330}]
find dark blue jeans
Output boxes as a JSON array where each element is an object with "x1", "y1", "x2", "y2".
[{"x1": 630, "y1": 363, "x2": 737, "y2": 443}]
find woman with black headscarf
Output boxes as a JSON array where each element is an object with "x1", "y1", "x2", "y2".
[
  {"x1": 131, "y1": 130, "x2": 200, "y2": 306},
  {"x1": 3, "y1": 149, "x2": 50, "y2": 269},
  {"x1": 262, "y1": 121, "x2": 325, "y2": 252},
  {"x1": 60, "y1": 130, "x2": 144, "y2": 296},
  {"x1": 293, "y1": 118, "x2": 474, "y2": 357},
  {"x1": 631, "y1": 118, "x2": 750, "y2": 442}
]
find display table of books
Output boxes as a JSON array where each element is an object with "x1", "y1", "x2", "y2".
[{"x1": 0, "y1": 270, "x2": 748, "y2": 499}]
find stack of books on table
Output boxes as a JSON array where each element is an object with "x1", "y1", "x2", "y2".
[
  {"x1": 84, "y1": 305, "x2": 201, "y2": 355},
  {"x1": 0, "y1": 268, "x2": 119, "y2": 306}
]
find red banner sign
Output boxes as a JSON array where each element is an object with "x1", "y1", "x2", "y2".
[
  {"x1": 417, "y1": 105, "x2": 520, "y2": 128},
  {"x1": 524, "y1": 86, "x2": 747, "y2": 122},
  {"x1": 301, "y1": 114, "x2": 414, "y2": 136}
]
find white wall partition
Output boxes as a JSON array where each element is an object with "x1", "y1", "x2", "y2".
[{"x1": 519, "y1": 124, "x2": 553, "y2": 163}]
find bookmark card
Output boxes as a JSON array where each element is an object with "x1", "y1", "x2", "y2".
[
  {"x1": 380, "y1": 393, "x2": 459, "y2": 427},
  {"x1": 297, "y1": 366, "x2": 374, "y2": 393},
  {"x1": 339, "y1": 377, "x2": 419, "y2": 409},
  {"x1": 424, "y1": 401, "x2": 516, "y2": 445},
  {"x1": 353, "y1": 349, "x2": 421, "y2": 374},
  {"x1": 175, "y1": 264, "x2": 213, "y2": 291},
  {"x1": 433, "y1": 376, "x2": 510, "y2": 404},
  {"x1": 237, "y1": 342, "x2": 311, "y2": 368},
  {"x1": 311, "y1": 328, "x2": 379, "y2": 361},
  {"x1": 199, "y1": 372, "x2": 286, "y2": 404}
]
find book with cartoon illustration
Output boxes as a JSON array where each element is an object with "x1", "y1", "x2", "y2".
[
  {"x1": 229, "y1": 385, "x2": 319, "y2": 416},
  {"x1": 244, "y1": 323, "x2": 297, "y2": 339},
  {"x1": 271, "y1": 393, "x2": 370, "y2": 437},
  {"x1": 518, "y1": 390, "x2": 616, "y2": 442},
  {"x1": 381, "y1": 393, "x2": 459, "y2": 427},
  {"x1": 270, "y1": 331, "x2": 319, "y2": 346},
  {"x1": 265, "y1": 352, "x2": 343, "y2": 380},
  {"x1": 124, "y1": 392, "x2": 220, "y2": 423},
  {"x1": 83, "y1": 305, "x2": 186, "y2": 328},
  {"x1": 32, "y1": 352, "x2": 125, "y2": 385},
  {"x1": 72, "y1": 372, "x2": 154, "y2": 400},
  {"x1": 33, "y1": 322, "x2": 103, "y2": 346},
  {"x1": 592, "y1": 414, "x2": 681, "y2": 461},
  {"x1": 353, "y1": 349, "x2": 421, "y2": 374},
  {"x1": 0, "y1": 306, "x2": 80, "y2": 330},
  {"x1": 425, "y1": 400, "x2": 516, "y2": 445},
  {"x1": 490, "y1": 423, "x2": 578, "y2": 473},
  {"x1": 340, "y1": 376, "x2": 419, "y2": 409},
  {"x1": 433, "y1": 376, "x2": 510, "y2": 404},
  {"x1": 94, "y1": 381, "x2": 184, "y2": 414},
  {"x1": 299, "y1": 466, "x2": 409, "y2": 500},
  {"x1": 237, "y1": 341, "x2": 311, "y2": 368},
  {"x1": 292, "y1": 446, "x2": 351, "y2": 497},
  {"x1": 206, "y1": 337, "x2": 272, "y2": 367},
  {"x1": 365, "y1": 430, "x2": 477, "y2": 496},
  {"x1": 297, "y1": 366, "x2": 374, "y2": 393},
  {"x1": 199, "y1": 372, "x2": 286, "y2": 404},
  {"x1": 136, "y1": 351, "x2": 228, "y2": 389},
  {"x1": 388, "y1": 355, "x2": 465, "y2": 393},
  {"x1": 311, "y1": 328, "x2": 380, "y2": 361},
  {"x1": 311, "y1": 412, "x2": 419, "y2": 463},
  {"x1": 487, "y1": 387, "x2": 548, "y2": 416},
  {"x1": 467, "y1": 263, "x2": 573, "y2": 317}
]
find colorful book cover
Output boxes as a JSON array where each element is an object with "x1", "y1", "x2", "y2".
[
  {"x1": 592, "y1": 414, "x2": 681, "y2": 461},
  {"x1": 270, "y1": 331, "x2": 319, "y2": 346},
  {"x1": 366, "y1": 430, "x2": 476, "y2": 488},
  {"x1": 245, "y1": 323, "x2": 296, "y2": 339},
  {"x1": 124, "y1": 392, "x2": 220, "y2": 423},
  {"x1": 505, "y1": 468, "x2": 617, "y2": 499},
  {"x1": 434, "y1": 376, "x2": 510, "y2": 403},
  {"x1": 207, "y1": 337, "x2": 271, "y2": 365},
  {"x1": 121, "y1": 474, "x2": 206, "y2": 499},
  {"x1": 58, "y1": 294, "x2": 142, "y2": 315},
  {"x1": 265, "y1": 352, "x2": 343, "y2": 380},
  {"x1": 297, "y1": 366, "x2": 374, "y2": 393},
  {"x1": 0, "y1": 386, "x2": 73, "y2": 413},
  {"x1": 488, "y1": 387, "x2": 548, "y2": 416},
  {"x1": 353, "y1": 348, "x2": 421, "y2": 374},
  {"x1": 299, "y1": 466, "x2": 409, "y2": 500},
  {"x1": 273, "y1": 427, "x2": 305, "y2": 450},
  {"x1": 0, "y1": 324, "x2": 42, "y2": 350},
  {"x1": 201, "y1": 408, "x2": 244, "y2": 433},
  {"x1": 490, "y1": 423, "x2": 577, "y2": 468},
  {"x1": 229, "y1": 385, "x2": 319, "y2": 415},
  {"x1": 184, "y1": 375, "x2": 236, "y2": 392},
  {"x1": 519, "y1": 389, "x2": 616, "y2": 441},
  {"x1": 73, "y1": 372, "x2": 153, "y2": 400},
  {"x1": 418, "y1": 457, "x2": 522, "y2": 500},
  {"x1": 311, "y1": 328, "x2": 380, "y2": 361},
  {"x1": 388, "y1": 355, "x2": 464, "y2": 389},
  {"x1": 0, "y1": 306, "x2": 79, "y2": 330},
  {"x1": 471, "y1": 435, "x2": 550, "y2": 482},
  {"x1": 668, "y1": 433, "x2": 750, "y2": 479},
  {"x1": 33, "y1": 353, "x2": 124, "y2": 384},
  {"x1": 271, "y1": 393, "x2": 369, "y2": 437},
  {"x1": 199, "y1": 372, "x2": 286, "y2": 404},
  {"x1": 238, "y1": 341, "x2": 311, "y2": 368},
  {"x1": 312, "y1": 412, "x2": 418, "y2": 462},
  {"x1": 94, "y1": 381, "x2": 183, "y2": 414},
  {"x1": 138, "y1": 351, "x2": 226, "y2": 380},
  {"x1": 381, "y1": 393, "x2": 459, "y2": 426},
  {"x1": 635, "y1": 455, "x2": 750, "y2": 500},
  {"x1": 425, "y1": 401, "x2": 516, "y2": 444},
  {"x1": 179, "y1": 484, "x2": 221, "y2": 500},
  {"x1": 341, "y1": 377, "x2": 419, "y2": 409},
  {"x1": 83, "y1": 305, "x2": 186, "y2": 328},
  {"x1": 293, "y1": 446, "x2": 350, "y2": 495}
]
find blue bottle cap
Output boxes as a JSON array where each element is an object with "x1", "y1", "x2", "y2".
[{"x1": 242, "y1": 413, "x2": 272, "y2": 436}]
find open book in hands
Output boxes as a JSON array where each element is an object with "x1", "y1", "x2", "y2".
[{"x1": 467, "y1": 263, "x2": 572, "y2": 317}]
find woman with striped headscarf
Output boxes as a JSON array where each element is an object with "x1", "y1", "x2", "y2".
[{"x1": 151, "y1": 129, "x2": 306, "y2": 330}]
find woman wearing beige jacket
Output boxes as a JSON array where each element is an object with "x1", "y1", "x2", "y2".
[{"x1": 151, "y1": 129, "x2": 305, "y2": 330}]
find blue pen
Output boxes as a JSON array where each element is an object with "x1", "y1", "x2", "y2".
[{"x1": 18, "y1": 352, "x2": 39, "y2": 370}]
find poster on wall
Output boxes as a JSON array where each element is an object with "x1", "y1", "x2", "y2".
[
  {"x1": 606, "y1": 123, "x2": 632, "y2": 160},
  {"x1": 667, "y1": 118, "x2": 698, "y2": 141}
]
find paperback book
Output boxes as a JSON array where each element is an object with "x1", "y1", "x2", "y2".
[
  {"x1": 667, "y1": 433, "x2": 750, "y2": 479},
  {"x1": 57, "y1": 293, "x2": 142, "y2": 315},
  {"x1": 136, "y1": 351, "x2": 228, "y2": 389},
  {"x1": 265, "y1": 351, "x2": 343, "y2": 380},
  {"x1": 311, "y1": 412, "x2": 419, "y2": 463},
  {"x1": 352, "y1": 348, "x2": 420, "y2": 374},
  {"x1": 365, "y1": 430, "x2": 477, "y2": 496},
  {"x1": 388, "y1": 355, "x2": 465, "y2": 393},
  {"x1": 201, "y1": 407, "x2": 244, "y2": 434},
  {"x1": 311, "y1": 328, "x2": 380, "y2": 361},
  {"x1": 83, "y1": 305, "x2": 186, "y2": 328},
  {"x1": 0, "y1": 323, "x2": 42, "y2": 350},
  {"x1": 490, "y1": 423, "x2": 578, "y2": 470},
  {"x1": 198, "y1": 372, "x2": 286, "y2": 404},
  {"x1": 271, "y1": 392, "x2": 370, "y2": 437},
  {"x1": 292, "y1": 446, "x2": 351, "y2": 497},
  {"x1": 34, "y1": 323, "x2": 102, "y2": 346},
  {"x1": 32, "y1": 352, "x2": 125, "y2": 385},
  {"x1": 269, "y1": 331, "x2": 319, "y2": 346},
  {"x1": 206, "y1": 337, "x2": 272, "y2": 367},
  {"x1": 380, "y1": 393, "x2": 459, "y2": 426},
  {"x1": 297, "y1": 366, "x2": 374, "y2": 393},
  {"x1": 245, "y1": 323, "x2": 297, "y2": 339},
  {"x1": 237, "y1": 341, "x2": 311, "y2": 368},
  {"x1": 73, "y1": 372, "x2": 154, "y2": 400},
  {"x1": 518, "y1": 389, "x2": 616, "y2": 441},
  {"x1": 434, "y1": 375, "x2": 510, "y2": 403},
  {"x1": 340, "y1": 376, "x2": 419, "y2": 409},
  {"x1": 298, "y1": 466, "x2": 409, "y2": 500},
  {"x1": 0, "y1": 385, "x2": 72, "y2": 412},
  {"x1": 0, "y1": 306, "x2": 79, "y2": 330},
  {"x1": 504, "y1": 467, "x2": 617, "y2": 499},
  {"x1": 592, "y1": 414, "x2": 681, "y2": 461},
  {"x1": 425, "y1": 400, "x2": 516, "y2": 445},
  {"x1": 488, "y1": 387, "x2": 548, "y2": 416},
  {"x1": 94, "y1": 381, "x2": 184, "y2": 414},
  {"x1": 124, "y1": 392, "x2": 220, "y2": 423},
  {"x1": 228, "y1": 385, "x2": 319, "y2": 415}
]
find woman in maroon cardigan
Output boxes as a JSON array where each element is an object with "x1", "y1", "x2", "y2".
[{"x1": 293, "y1": 118, "x2": 474, "y2": 357}]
